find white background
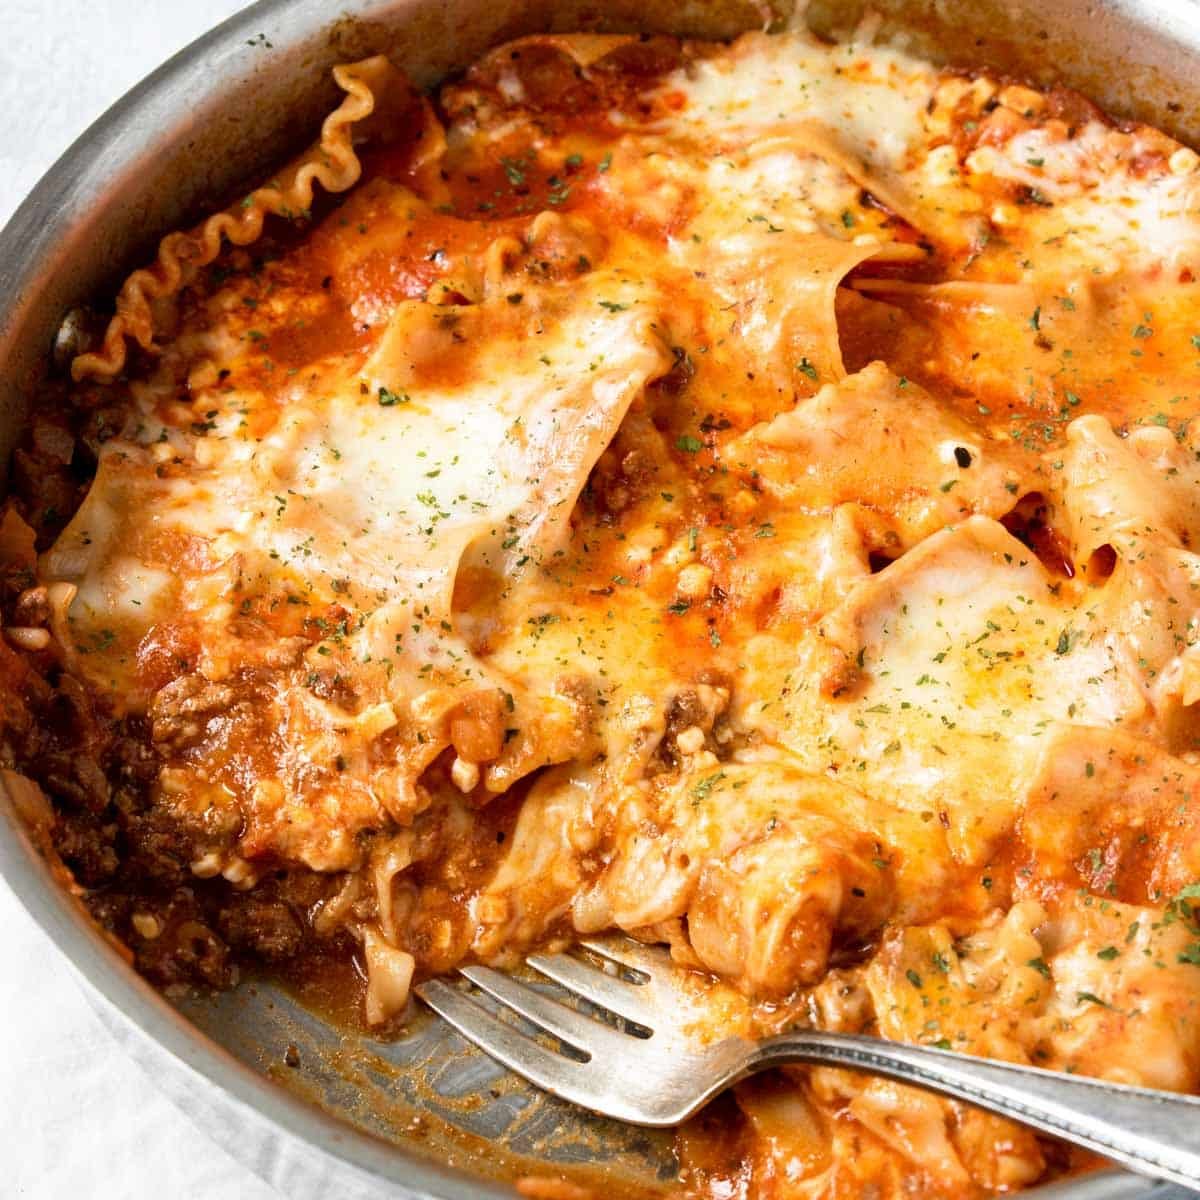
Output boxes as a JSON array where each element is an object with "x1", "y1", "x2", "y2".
[{"x1": 1, "y1": 3, "x2": 279, "y2": 1197}]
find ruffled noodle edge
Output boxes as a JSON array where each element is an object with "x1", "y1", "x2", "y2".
[{"x1": 72, "y1": 55, "x2": 408, "y2": 384}]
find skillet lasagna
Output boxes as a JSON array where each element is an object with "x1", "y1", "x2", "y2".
[{"x1": 5, "y1": 18, "x2": 1200, "y2": 1198}]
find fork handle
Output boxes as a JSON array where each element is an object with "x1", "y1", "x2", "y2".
[{"x1": 754, "y1": 1031, "x2": 1200, "y2": 1192}]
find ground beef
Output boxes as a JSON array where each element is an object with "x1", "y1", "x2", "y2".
[
  {"x1": 219, "y1": 897, "x2": 304, "y2": 961},
  {"x1": 148, "y1": 673, "x2": 240, "y2": 753},
  {"x1": 0, "y1": 576, "x2": 321, "y2": 993},
  {"x1": 119, "y1": 808, "x2": 201, "y2": 888},
  {"x1": 148, "y1": 904, "x2": 234, "y2": 988},
  {"x1": 86, "y1": 886, "x2": 233, "y2": 989},
  {"x1": 32, "y1": 749, "x2": 110, "y2": 813},
  {"x1": 53, "y1": 811, "x2": 120, "y2": 885},
  {"x1": 586, "y1": 436, "x2": 662, "y2": 519}
]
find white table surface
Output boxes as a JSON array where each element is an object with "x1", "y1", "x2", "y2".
[{"x1": 1, "y1": 3, "x2": 278, "y2": 1197}]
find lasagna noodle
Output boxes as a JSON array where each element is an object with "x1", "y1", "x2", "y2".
[
  {"x1": 45, "y1": 266, "x2": 674, "y2": 868},
  {"x1": 72, "y1": 56, "x2": 425, "y2": 383}
]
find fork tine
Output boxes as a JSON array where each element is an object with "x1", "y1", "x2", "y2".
[
  {"x1": 459, "y1": 965, "x2": 622, "y2": 1052},
  {"x1": 578, "y1": 937, "x2": 675, "y2": 978},
  {"x1": 526, "y1": 951, "x2": 655, "y2": 1027},
  {"x1": 416, "y1": 979, "x2": 594, "y2": 1093},
  {"x1": 417, "y1": 978, "x2": 669, "y2": 1121}
]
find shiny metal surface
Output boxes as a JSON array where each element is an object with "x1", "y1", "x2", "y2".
[
  {"x1": 423, "y1": 943, "x2": 1200, "y2": 1189},
  {"x1": 2, "y1": 0, "x2": 1200, "y2": 1197}
]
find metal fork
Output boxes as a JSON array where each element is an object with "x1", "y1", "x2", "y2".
[{"x1": 416, "y1": 937, "x2": 1200, "y2": 1192}]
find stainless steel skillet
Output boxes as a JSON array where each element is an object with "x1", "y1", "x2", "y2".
[{"x1": 3, "y1": 1, "x2": 1200, "y2": 1196}]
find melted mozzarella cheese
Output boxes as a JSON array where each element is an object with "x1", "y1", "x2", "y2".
[
  {"x1": 724, "y1": 363, "x2": 1025, "y2": 549},
  {"x1": 730, "y1": 513, "x2": 1155, "y2": 878},
  {"x1": 649, "y1": 28, "x2": 984, "y2": 247},
  {"x1": 49, "y1": 270, "x2": 668, "y2": 688},
  {"x1": 44, "y1": 263, "x2": 672, "y2": 862},
  {"x1": 967, "y1": 121, "x2": 1200, "y2": 274}
]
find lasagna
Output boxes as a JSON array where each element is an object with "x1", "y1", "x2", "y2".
[{"x1": 5, "y1": 18, "x2": 1200, "y2": 1197}]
